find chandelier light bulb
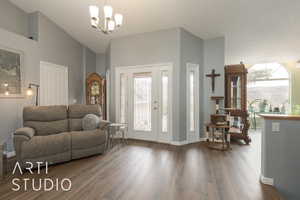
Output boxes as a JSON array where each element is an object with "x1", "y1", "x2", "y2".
[
  {"x1": 115, "y1": 14, "x2": 123, "y2": 26},
  {"x1": 91, "y1": 19, "x2": 98, "y2": 28},
  {"x1": 89, "y1": 4, "x2": 122, "y2": 34},
  {"x1": 89, "y1": 5, "x2": 99, "y2": 20},
  {"x1": 4, "y1": 90, "x2": 9, "y2": 96},
  {"x1": 104, "y1": 5, "x2": 113, "y2": 19},
  {"x1": 108, "y1": 20, "x2": 115, "y2": 31}
]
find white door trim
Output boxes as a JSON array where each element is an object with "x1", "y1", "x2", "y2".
[
  {"x1": 186, "y1": 63, "x2": 200, "y2": 142},
  {"x1": 115, "y1": 63, "x2": 173, "y2": 143}
]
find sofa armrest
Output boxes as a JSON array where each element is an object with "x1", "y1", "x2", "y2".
[
  {"x1": 14, "y1": 127, "x2": 35, "y2": 141},
  {"x1": 14, "y1": 127, "x2": 35, "y2": 161},
  {"x1": 99, "y1": 120, "x2": 110, "y2": 130}
]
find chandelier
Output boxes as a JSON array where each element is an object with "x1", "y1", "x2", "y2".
[{"x1": 89, "y1": 3, "x2": 123, "y2": 34}]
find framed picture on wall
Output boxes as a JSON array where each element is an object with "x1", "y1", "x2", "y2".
[{"x1": 0, "y1": 46, "x2": 25, "y2": 98}]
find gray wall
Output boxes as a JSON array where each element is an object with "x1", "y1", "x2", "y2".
[
  {"x1": 37, "y1": 13, "x2": 85, "y2": 105},
  {"x1": 0, "y1": 2, "x2": 96, "y2": 151},
  {"x1": 0, "y1": 28, "x2": 39, "y2": 148},
  {"x1": 203, "y1": 37, "x2": 225, "y2": 124},
  {"x1": 85, "y1": 47, "x2": 96, "y2": 77},
  {"x1": 262, "y1": 118, "x2": 300, "y2": 200},
  {"x1": 109, "y1": 28, "x2": 181, "y2": 141},
  {"x1": 0, "y1": 0, "x2": 28, "y2": 37},
  {"x1": 96, "y1": 53, "x2": 106, "y2": 77},
  {"x1": 180, "y1": 29, "x2": 204, "y2": 139}
]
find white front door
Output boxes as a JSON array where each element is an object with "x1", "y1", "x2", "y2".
[{"x1": 116, "y1": 64, "x2": 173, "y2": 143}]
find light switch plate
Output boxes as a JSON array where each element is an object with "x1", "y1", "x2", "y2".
[{"x1": 272, "y1": 122, "x2": 280, "y2": 133}]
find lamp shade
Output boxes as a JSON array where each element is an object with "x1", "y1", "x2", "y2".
[
  {"x1": 108, "y1": 20, "x2": 115, "y2": 31},
  {"x1": 26, "y1": 87, "x2": 33, "y2": 96},
  {"x1": 89, "y1": 5, "x2": 99, "y2": 19},
  {"x1": 4, "y1": 90, "x2": 9, "y2": 96},
  {"x1": 104, "y1": 5, "x2": 113, "y2": 19},
  {"x1": 115, "y1": 14, "x2": 123, "y2": 26}
]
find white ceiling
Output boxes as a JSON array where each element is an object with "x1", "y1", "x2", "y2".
[{"x1": 10, "y1": 0, "x2": 300, "y2": 62}]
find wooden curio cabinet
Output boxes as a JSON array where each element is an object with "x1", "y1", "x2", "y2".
[
  {"x1": 224, "y1": 63, "x2": 251, "y2": 144},
  {"x1": 86, "y1": 73, "x2": 106, "y2": 119}
]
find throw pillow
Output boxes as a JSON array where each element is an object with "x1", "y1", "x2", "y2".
[{"x1": 82, "y1": 114, "x2": 100, "y2": 130}]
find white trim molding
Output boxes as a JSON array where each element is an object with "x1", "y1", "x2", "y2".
[
  {"x1": 260, "y1": 174, "x2": 274, "y2": 186},
  {"x1": 186, "y1": 63, "x2": 200, "y2": 143}
]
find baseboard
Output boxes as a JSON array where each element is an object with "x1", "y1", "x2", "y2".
[
  {"x1": 170, "y1": 141, "x2": 189, "y2": 146},
  {"x1": 170, "y1": 138, "x2": 206, "y2": 146},
  {"x1": 260, "y1": 174, "x2": 274, "y2": 186}
]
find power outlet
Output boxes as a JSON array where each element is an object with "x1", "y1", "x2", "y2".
[{"x1": 272, "y1": 122, "x2": 280, "y2": 133}]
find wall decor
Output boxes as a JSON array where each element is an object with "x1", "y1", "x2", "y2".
[{"x1": 0, "y1": 46, "x2": 24, "y2": 98}]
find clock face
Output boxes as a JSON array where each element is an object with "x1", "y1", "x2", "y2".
[{"x1": 91, "y1": 81, "x2": 100, "y2": 96}]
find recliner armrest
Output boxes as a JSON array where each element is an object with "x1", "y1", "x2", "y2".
[
  {"x1": 14, "y1": 127, "x2": 35, "y2": 140},
  {"x1": 99, "y1": 120, "x2": 110, "y2": 130}
]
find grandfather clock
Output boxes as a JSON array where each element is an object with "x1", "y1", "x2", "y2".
[{"x1": 86, "y1": 73, "x2": 106, "y2": 119}]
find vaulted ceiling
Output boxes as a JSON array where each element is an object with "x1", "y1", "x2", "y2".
[{"x1": 10, "y1": 0, "x2": 300, "y2": 63}]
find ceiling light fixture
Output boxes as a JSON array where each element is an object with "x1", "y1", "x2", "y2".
[
  {"x1": 296, "y1": 60, "x2": 300, "y2": 68},
  {"x1": 89, "y1": 1, "x2": 123, "y2": 35}
]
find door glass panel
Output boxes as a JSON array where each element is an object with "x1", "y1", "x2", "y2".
[
  {"x1": 189, "y1": 71, "x2": 195, "y2": 132},
  {"x1": 133, "y1": 73, "x2": 152, "y2": 131},
  {"x1": 120, "y1": 73, "x2": 127, "y2": 123},
  {"x1": 162, "y1": 71, "x2": 168, "y2": 132}
]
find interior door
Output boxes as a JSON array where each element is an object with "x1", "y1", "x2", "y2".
[
  {"x1": 40, "y1": 62, "x2": 68, "y2": 106},
  {"x1": 116, "y1": 64, "x2": 172, "y2": 142}
]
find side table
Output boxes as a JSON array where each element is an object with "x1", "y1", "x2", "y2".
[
  {"x1": 106, "y1": 123, "x2": 128, "y2": 150},
  {"x1": 205, "y1": 123, "x2": 231, "y2": 151}
]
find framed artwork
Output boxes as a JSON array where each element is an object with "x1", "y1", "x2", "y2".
[{"x1": 0, "y1": 46, "x2": 25, "y2": 98}]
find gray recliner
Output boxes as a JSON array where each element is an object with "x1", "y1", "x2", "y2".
[{"x1": 13, "y1": 104, "x2": 108, "y2": 168}]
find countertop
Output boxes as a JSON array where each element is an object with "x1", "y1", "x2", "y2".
[{"x1": 259, "y1": 114, "x2": 300, "y2": 120}]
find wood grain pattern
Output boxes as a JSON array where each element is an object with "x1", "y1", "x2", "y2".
[{"x1": 0, "y1": 132, "x2": 283, "y2": 200}]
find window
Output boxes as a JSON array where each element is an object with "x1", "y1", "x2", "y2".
[
  {"x1": 248, "y1": 63, "x2": 290, "y2": 112},
  {"x1": 189, "y1": 71, "x2": 195, "y2": 131},
  {"x1": 133, "y1": 73, "x2": 152, "y2": 131},
  {"x1": 161, "y1": 71, "x2": 168, "y2": 132},
  {"x1": 120, "y1": 73, "x2": 127, "y2": 123}
]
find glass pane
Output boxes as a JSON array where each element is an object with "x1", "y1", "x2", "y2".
[
  {"x1": 162, "y1": 71, "x2": 168, "y2": 132},
  {"x1": 120, "y1": 73, "x2": 127, "y2": 123},
  {"x1": 190, "y1": 71, "x2": 195, "y2": 132},
  {"x1": 230, "y1": 76, "x2": 241, "y2": 109},
  {"x1": 133, "y1": 73, "x2": 152, "y2": 131}
]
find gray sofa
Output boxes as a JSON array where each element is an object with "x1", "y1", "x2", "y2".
[{"x1": 13, "y1": 104, "x2": 108, "y2": 168}]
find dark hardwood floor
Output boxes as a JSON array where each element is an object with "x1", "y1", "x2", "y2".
[{"x1": 0, "y1": 131, "x2": 282, "y2": 200}]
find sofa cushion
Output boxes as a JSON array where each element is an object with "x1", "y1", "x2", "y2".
[
  {"x1": 21, "y1": 132, "x2": 71, "y2": 159},
  {"x1": 71, "y1": 129, "x2": 106, "y2": 150},
  {"x1": 68, "y1": 104, "x2": 102, "y2": 131},
  {"x1": 24, "y1": 105, "x2": 68, "y2": 121},
  {"x1": 24, "y1": 120, "x2": 69, "y2": 136},
  {"x1": 23, "y1": 106, "x2": 68, "y2": 136}
]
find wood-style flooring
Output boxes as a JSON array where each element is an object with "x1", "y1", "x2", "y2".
[{"x1": 0, "y1": 132, "x2": 282, "y2": 200}]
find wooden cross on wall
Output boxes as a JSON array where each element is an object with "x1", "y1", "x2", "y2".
[{"x1": 206, "y1": 69, "x2": 220, "y2": 93}]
